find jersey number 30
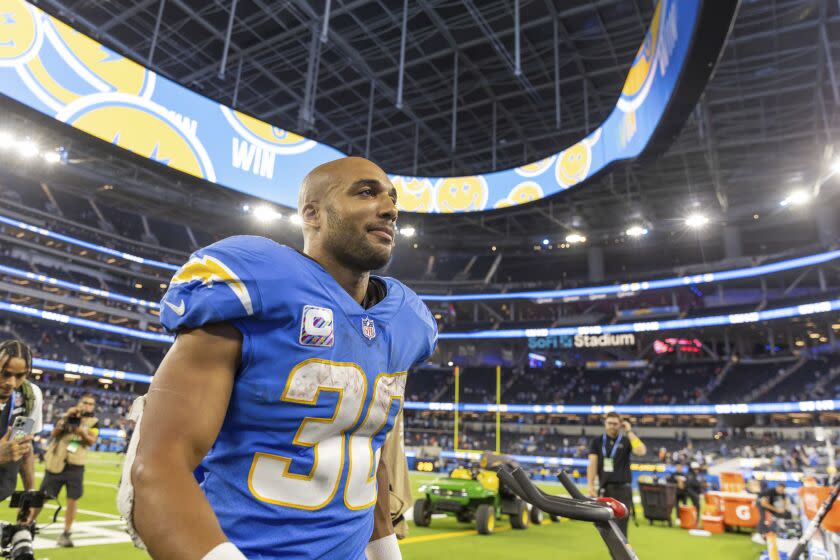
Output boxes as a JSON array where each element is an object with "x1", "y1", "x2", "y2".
[{"x1": 247, "y1": 359, "x2": 406, "y2": 511}]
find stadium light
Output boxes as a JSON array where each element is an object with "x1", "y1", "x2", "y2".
[
  {"x1": 253, "y1": 205, "x2": 281, "y2": 222},
  {"x1": 43, "y1": 151, "x2": 61, "y2": 164},
  {"x1": 832, "y1": 159, "x2": 840, "y2": 174},
  {"x1": 542, "y1": 238, "x2": 550, "y2": 246},
  {"x1": 289, "y1": 214, "x2": 303, "y2": 225},
  {"x1": 16, "y1": 140, "x2": 39, "y2": 158},
  {"x1": 685, "y1": 213, "x2": 709, "y2": 228},
  {"x1": 0, "y1": 131, "x2": 13, "y2": 149},
  {"x1": 399, "y1": 226, "x2": 416, "y2": 237},
  {"x1": 625, "y1": 225, "x2": 648, "y2": 238},
  {"x1": 241, "y1": 204, "x2": 250, "y2": 212},
  {"x1": 565, "y1": 233, "x2": 586, "y2": 244},
  {"x1": 779, "y1": 190, "x2": 810, "y2": 207}
]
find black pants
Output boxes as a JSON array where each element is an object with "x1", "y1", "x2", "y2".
[
  {"x1": 601, "y1": 483, "x2": 633, "y2": 538},
  {"x1": 677, "y1": 490, "x2": 701, "y2": 523}
]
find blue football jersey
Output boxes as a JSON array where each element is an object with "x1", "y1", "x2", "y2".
[{"x1": 159, "y1": 236, "x2": 437, "y2": 559}]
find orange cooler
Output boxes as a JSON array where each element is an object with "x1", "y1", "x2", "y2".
[
  {"x1": 702, "y1": 514, "x2": 725, "y2": 534},
  {"x1": 722, "y1": 495, "x2": 759, "y2": 528},
  {"x1": 679, "y1": 505, "x2": 697, "y2": 529},
  {"x1": 705, "y1": 492, "x2": 722, "y2": 515},
  {"x1": 800, "y1": 486, "x2": 840, "y2": 533},
  {"x1": 720, "y1": 472, "x2": 746, "y2": 493}
]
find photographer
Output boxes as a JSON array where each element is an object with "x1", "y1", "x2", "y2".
[
  {"x1": 0, "y1": 341, "x2": 40, "y2": 502},
  {"x1": 32, "y1": 394, "x2": 98, "y2": 548}
]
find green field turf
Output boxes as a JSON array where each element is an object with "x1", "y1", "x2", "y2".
[{"x1": 0, "y1": 453, "x2": 764, "y2": 559}]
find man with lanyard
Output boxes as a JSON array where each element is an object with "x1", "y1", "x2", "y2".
[
  {"x1": 587, "y1": 412, "x2": 646, "y2": 544},
  {"x1": 0, "y1": 340, "x2": 39, "y2": 501}
]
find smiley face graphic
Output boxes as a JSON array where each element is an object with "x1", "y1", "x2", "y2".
[
  {"x1": 391, "y1": 176, "x2": 434, "y2": 213},
  {"x1": 0, "y1": 0, "x2": 42, "y2": 67},
  {"x1": 434, "y1": 176, "x2": 489, "y2": 213},
  {"x1": 555, "y1": 128, "x2": 601, "y2": 188},
  {"x1": 515, "y1": 155, "x2": 556, "y2": 178},
  {"x1": 494, "y1": 181, "x2": 544, "y2": 209}
]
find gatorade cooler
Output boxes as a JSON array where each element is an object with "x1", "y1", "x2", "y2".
[
  {"x1": 705, "y1": 492, "x2": 722, "y2": 515},
  {"x1": 722, "y1": 495, "x2": 759, "y2": 529},
  {"x1": 679, "y1": 505, "x2": 697, "y2": 529},
  {"x1": 720, "y1": 472, "x2": 746, "y2": 493},
  {"x1": 702, "y1": 514, "x2": 725, "y2": 534},
  {"x1": 800, "y1": 486, "x2": 840, "y2": 532}
]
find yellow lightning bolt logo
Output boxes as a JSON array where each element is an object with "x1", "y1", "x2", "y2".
[{"x1": 169, "y1": 255, "x2": 253, "y2": 315}]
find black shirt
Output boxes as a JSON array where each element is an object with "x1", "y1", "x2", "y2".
[
  {"x1": 668, "y1": 470, "x2": 704, "y2": 494},
  {"x1": 589, "y1": 433, "x2": 633, "y2": 485},
  {"x1": 758, "y1": 486, "x2": 786, "y2": 508},
  {"x1": 362, "y1": 277, "x2": 387, "y2": 309}
]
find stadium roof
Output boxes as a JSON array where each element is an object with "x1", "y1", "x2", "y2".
[{"x1": 6, "y1": 0, "x2": 840, "y2": 249}]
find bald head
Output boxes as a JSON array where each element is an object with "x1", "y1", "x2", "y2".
[
  {"x1": 297, "y1": 156, "x2": 398, "y2": 273},
  {"x1": 297, "y1": 157, "x2": 389, "y2": 212}
]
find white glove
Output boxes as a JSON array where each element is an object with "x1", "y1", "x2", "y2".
[
  {"x1": 203, "y1": 542, "x2": 248, "y2": 560},
  {"x1": 116, "y1": 395, "x2": 147, "y2": 549},
  {"x1": 365, "y1": 533, "x2": 401, "y2": 560}
]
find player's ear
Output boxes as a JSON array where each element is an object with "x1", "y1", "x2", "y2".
[{"x1": 300, "y1": 202, "x2": 321, "y2": 230}]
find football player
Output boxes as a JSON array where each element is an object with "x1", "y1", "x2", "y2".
[{"x1": 121, "y1": 157, "x2": 437, "y2": 559}]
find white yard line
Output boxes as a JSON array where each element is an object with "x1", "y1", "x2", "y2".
[
  {"x1": 34, "y1": 472, "x2": 118, "y2": 489},
  {"x1": 33, "y1": 518, "x2": 131, "y2": 550},
  {"x1": 43, "y1": 503, "x2": 122, "y2": 520}
]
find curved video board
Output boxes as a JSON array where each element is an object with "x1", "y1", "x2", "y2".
[{"x1": 0, "y1": 0, "x2": 729, "y2": 212}]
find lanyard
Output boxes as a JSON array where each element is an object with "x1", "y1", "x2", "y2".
[
  {"x1": 602, "y1": 433, "x2": 622, "y2": 460},
  {"x1": 0, "y1": 391, "x2": 15, "y2": 434}
]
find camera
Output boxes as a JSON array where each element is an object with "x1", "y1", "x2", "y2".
[
  {"x1": 65, "y1": 410, "x2": 92, "y2": 430},
  {"x1": 0, "y1": 491, "x2": 47, "y2": 560}
]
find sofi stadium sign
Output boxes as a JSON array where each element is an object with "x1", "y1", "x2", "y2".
[{"x1": 529, "y1": 334, "x2": 636, "y2": 350}]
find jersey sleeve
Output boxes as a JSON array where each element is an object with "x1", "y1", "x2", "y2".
[
  {"x1": 402, "y1": 287, "x2": 439, "y2": 367},
  {"x1": 160, "y1": 236, "x2": 266, "y2": 333}
]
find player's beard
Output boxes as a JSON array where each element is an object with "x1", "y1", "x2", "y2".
[{"x1": 324, "y1": 207, "x2": 392, "y2": 272}]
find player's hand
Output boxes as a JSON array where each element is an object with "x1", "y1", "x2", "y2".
[
  {"x1": 621, "y1": 420, "x2": 632, "y2": 432},
  {"x1": 18, "y1": 439, "x2": 32, "y2": 458},
  {"x1": 0, "y1": 428, "x2": 28, "y2": 463},
  {"x1": 588, "y1": 485, "x2": 597, "y2": 498}
]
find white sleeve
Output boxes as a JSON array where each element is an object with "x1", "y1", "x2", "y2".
[{"x1": 28, "y1": 383, "x2": 43, "y2": 434}]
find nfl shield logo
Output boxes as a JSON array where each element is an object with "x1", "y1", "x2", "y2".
[{"x1": 361, "y1": 317, "x2": 376, "y2": 340}]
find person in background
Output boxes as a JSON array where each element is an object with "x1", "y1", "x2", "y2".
[
  {"x1": 32, "y1": 393, "x2": 99, "y2": 547},
  {"x1": 756, "y1": 482, "x2": 791, "y2": 540},
  {"x1": 0, "y1": 341, "x2": 41, "y2": 500},
  {"x1": 587, "y1": 412, "x2": 647, "y2": 547}
]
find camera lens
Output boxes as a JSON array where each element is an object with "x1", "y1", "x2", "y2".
[{"x1": 10, "y1": 528, "x2": 33, "y2": 560}]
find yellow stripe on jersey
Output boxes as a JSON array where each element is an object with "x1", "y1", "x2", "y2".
[{"x1": 170, "y1": 255, "x2": 254, "y2": 315}]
